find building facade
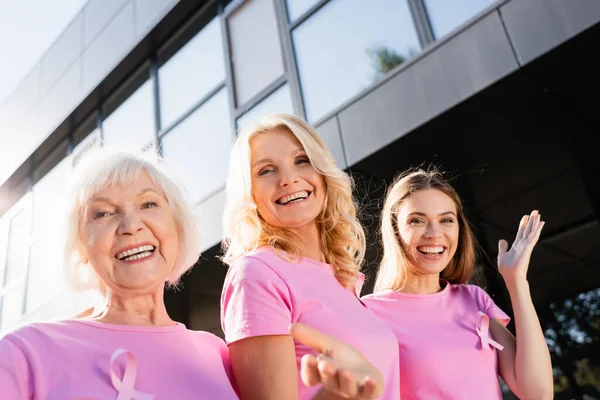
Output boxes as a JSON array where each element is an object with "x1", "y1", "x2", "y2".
[{"x1": 0, "y1": 0, "x2": 599, "y2": 398}]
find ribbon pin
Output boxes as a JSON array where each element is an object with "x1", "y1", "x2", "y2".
[
  {"x1": 476, "y1": 311, "x2": 504, "y2": 351},
  {"x1": 110, "y1": 348, "x2": 155, "y2": 400}
]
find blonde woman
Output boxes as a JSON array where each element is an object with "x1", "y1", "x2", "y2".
[
  {"x1": 361, "y1": 169, "x2": 553, "y2": 400},
  {"x1": 220, "y1": 114, "x2": 400, "y2": 399}
]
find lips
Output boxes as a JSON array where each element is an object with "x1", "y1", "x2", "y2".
[
  {"x1": 115, "y1": 244, "x2": 156, "y2": 260},
  {"x1": 276, "y1": 190, "x2": 311, "y2": 205},
  {"x1": 417, "y1": 245, "x2": 446, "y2": 255}
]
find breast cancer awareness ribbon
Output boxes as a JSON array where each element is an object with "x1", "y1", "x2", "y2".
[
  {"x1": 476, "y1": 312, "x2": 504, "y2": 351},
  {"x1": 109, "y1": 348, "x2": 155, "y2": 400}
]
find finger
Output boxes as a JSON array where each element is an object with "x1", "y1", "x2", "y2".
[
  {"x1": 358, "y1": 376, "x2": 382, "y2": 399},
  {"x1": 300, "y1": 354, "x2": 321, "y2": 387},
  {"x1": 522, "y1": 210, "x2": 538, "y2": 240},
  {"x1": 290, "y1": 323, "x2": 334, "y2": 355},
  {"x1": 497, "y1": 239, "x2": 508, "y2": 257},
  {"x1": 317, "y1": 356, "x2": 342, "y2": 394},
  {"x1": 359, "y1": 377, "x2": 376, "y2": 399},
  {"x1": 338, "y1": 369, "x2": 358, "y2": 398},
  {"x1": 528, "y1": 219, "x2": 545, "y2": 243},
  {"x1": 515, "y1": 215, "x2": 529, "y2": 241}
]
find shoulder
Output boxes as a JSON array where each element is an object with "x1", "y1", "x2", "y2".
[
  {"x1": 226, "y1": 248, "x2": 290, "y2": 282},
  {"x1": 1, "y1": 320, "x2": 79, "y2": 352},
  {"x1": 451, "y1": 283, "x2": 495, "y2": 308},
  {"x1": 188, "y1": 330, "x2": 227, "y2": 350}
]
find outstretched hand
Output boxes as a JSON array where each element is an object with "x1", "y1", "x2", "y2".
[
  {"x1": 290, "y1": 323, "x2": 384, "y2": 399},
  {"x1": 497, "y1": 210, "x2": 545, "y2": 285}
]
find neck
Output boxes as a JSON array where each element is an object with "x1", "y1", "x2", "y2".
[
  {"x1": 401, "y1": 271, "x2": 443, "y2": 294},
  {"x1": 289, "y1": 222, "x2": 325, "y2": 263},
  {"x1": 86, "y1": 287, "x2": 175, "y2": 327}
]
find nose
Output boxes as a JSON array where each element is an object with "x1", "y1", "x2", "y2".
[
  {"x1": 278, "y1": 165, "x2": 299, "y2": 187},
  {"x1": 117, "y1": 211, "x2": 145, "y2": 236},
  {"x1": 424, "y1": 222, "x2": 442, "y2": 239}
]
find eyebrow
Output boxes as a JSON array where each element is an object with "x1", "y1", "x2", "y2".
[
  {"x1": 252, "y1": 147, "x2": 305, "y2": 168},
  {"x1": 408, "y1": 211, "x2": 457, "y2": 217},
  {"x1": 89, "y1": 188, "x2": 161, "y2": 204}
]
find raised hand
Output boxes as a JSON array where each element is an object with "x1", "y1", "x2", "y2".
[
  {"x1": 497, "y1": 210, "x2": 545, "y2": 285},
  {"x1": 290, "y1": 323, "x2": 384, "y2": 400}
]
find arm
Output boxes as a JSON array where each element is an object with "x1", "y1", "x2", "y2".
[
  {"x1": 229, "y1": 335, "x2": 299, "y2": 400},
  {"x1": 493, "y1": 210, "x2": 553, "y2": 400},
  {"x1": 0, "y1": 337, "x2": 31, "y2": 399}
]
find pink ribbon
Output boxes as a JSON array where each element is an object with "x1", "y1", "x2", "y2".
[
  {"x1": 109, "y1": 349, "x2": 155, "y2": 400},
  {"x1": 476, "y1": 312, "x2": 504, "y2": 351}
]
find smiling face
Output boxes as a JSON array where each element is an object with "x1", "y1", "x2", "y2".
[
  {"x1": 396, "y1": 188, "x2": 460, "y2": 278},
  {"x1": 249, "y1": 129, "x2": 326, "y2": 231},
  {"x1": 78, "y1": 171, "x2": 180, "y2": 293}
]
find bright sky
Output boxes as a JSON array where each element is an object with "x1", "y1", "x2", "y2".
[{"x1": 0, "y1": 0, "x2": 88, "y2": 107}]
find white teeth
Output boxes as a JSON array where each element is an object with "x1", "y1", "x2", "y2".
[
  {"x1": 116, "y1": 245, "x2": 155, "y2": 260},
  {"x1": 121, "y1": 251, "x2": 153, "y2": 261},
  {"x1": 279, "y1": 191, "x2": 309, "y2": 204},
  {"x1": 418, "y1": 246, "x2": 444, "y2": 254}
]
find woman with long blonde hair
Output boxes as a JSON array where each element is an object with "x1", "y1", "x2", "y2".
[
  {"x1": 220, "y1": 114, "x2": 400, "y2": 399},
  {"x1": 362, "y1": 168, "x2": 553, "y2": 399}
]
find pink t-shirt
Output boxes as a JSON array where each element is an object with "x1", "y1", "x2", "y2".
[
  {"x1": 0, "y1": 319, "x2": 238, "y2": 399},
  {"x1": 221, "y1": 247, "x2": 401, "y2": 400},
  {"x1": 362, "y1": 283, "x2": 510, "y2": 400}
]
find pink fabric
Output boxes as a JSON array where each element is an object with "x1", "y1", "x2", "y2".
[
  {"x1": 362, "y1": 283, "x2": 510, "y2": 400},
  {"x1": 221, "y1": 247, "x2": 401, "y2": 400},
  {"x1": 0, "y1": 319, "x2": 238, "y2": 399}
]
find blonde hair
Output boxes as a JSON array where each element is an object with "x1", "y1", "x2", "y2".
[
  {"x1": 221, "y1": 113, "x2": 365, "y2": 288},
  {"x1": 64, "y1": 147, "x2": 201, "y2": 292},
  {"x1": 374, "y1": 168, "x2": 476, "y2": 292}
]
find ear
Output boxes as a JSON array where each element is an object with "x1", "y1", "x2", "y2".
[{"x1": 76, "y1": 239, "x2": 89, "y2": 265}]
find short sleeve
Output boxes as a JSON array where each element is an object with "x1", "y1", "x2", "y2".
[
  {"x1": 220, "y1": 256, "x2": 293, "y2": 343},
  {"x1": 0, "y1": 336, "x2": 32, "y2": 399},
  {"x1": 470, "y1": 285, "x2": 511, "y2": 327}
]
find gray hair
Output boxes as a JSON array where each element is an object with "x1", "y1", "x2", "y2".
[{"x1": 64, "y1": 146, "x2": 201, "y2": 291}]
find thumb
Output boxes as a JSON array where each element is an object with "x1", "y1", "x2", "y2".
[
  {"x1": 498, "y1": 239, "x2": 508, "y2": 259},
  {"x1": 290, "y1": 323, "x2": 334, "y2": 355}
]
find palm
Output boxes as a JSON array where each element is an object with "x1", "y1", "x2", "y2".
[{"x1": 497, "y1": 210, "x2": 545, "y2": 283}]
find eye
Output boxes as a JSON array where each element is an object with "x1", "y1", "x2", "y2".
[
  {"x1": 409, "y1": 218, "x2": 424, "y2": 225},
  {"x1": 258, "y1": 167, "x2": 275, "y2": 176},
  {"x1": 442, "y1": 218, "x2": 455, "y2": 223},
  {"x1": 296, "y1": 156, "x2": 310, "y2": 165},
  {"x1": 93, "y1": 211, "x2": 110, "y2": 220},
  {"x1": 142, "y1": 201, "x2": 158, "y2": 209}
]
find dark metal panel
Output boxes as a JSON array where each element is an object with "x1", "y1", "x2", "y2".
[
  {"x1": 39, "y1": 14, "x2": 84, "y2": 98},
  {"x1": 499, "y1": 0, "x2": 600, "y2": 65},
  {"x1": 82, "y1": 1, "x2": 136, "y2": 96},
  {"x1": 338, "y1": 11, "x2": 518, "y2": 166},
  {"x1": 134, "y1": 0, "x2": 179, "y2": 37},
  {"x1": 315, "y1": 115, "x2": 347, "y2": 170},
  {"x1": 83, "y1": 0, "x2": 129, "y2": 47}
]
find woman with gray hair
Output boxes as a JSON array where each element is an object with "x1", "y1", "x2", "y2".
[{"x1": 0, "y1": 148, "x2": 385, "y2": 399}]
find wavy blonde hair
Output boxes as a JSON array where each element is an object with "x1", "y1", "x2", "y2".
[
  {"x1": 221, "y1": 114, "x2": 365, "y2": 288},
  {"x1": 374, "y1": 168, "x2": 476, "y2": 292}
]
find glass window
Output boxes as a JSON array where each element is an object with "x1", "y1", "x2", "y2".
[
  {"x1": 424, "y1": 0, "x2": 495, "y2": 40},
  {"x1": 286, "y1": 0, "x2": 320, "y2": 22},
  {"x1": 237, "y1": 84, "x2": 294, "y2": 131},
  {"x1": 161, "y1": 88, "x2": 233, "y2": 205},
  {"x1": 26, "y1": 234, "x2": 64, "y2": 312},
  {"x1": 4, "y1": 207, "x2": 31, "y2": 287},
  {"x1": 32, "y1": 157, "x2": 71, "y2": 238},
  {"x1": 228, "y1": 0, "x2": 285, "y2": 106},
  {"x1": 159, "y1": 17, "x2": 226, "y2": 130},
  {"x1": 103, "y1": 80, "x2": 156, "y2": 151},
  {"x1": 0, "y1": 218, "x2": 9, "y2": 289},
  {"x1": 293, "y1": 0, "x2": 420, "y2": 122},
  {"x1": 1, "y1": 282, "x2": 26, "y2": 329}
]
